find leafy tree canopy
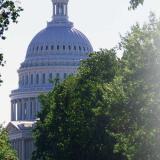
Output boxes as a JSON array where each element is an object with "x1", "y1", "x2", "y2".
[
  {"x1": 33, "y1": 13, "x2": 160, "y2": 160},
  {"x1": 0, "y1": 0, "x2": 22, "y2": 85},
  {"x1": 32, "y1": 50, "x2": 125, "y2": 160},
  {"x1": 129, "y1": 0, "x2": 144, "y2": 9},
  {"x1": 111, "y1": 13, "x2": 160, "y2": 160},
  {"x1": 0, "y1": 125, "x2": 17, "y2": 160},
  {"x1": 0, "y1": 0, "x2": 23, "y2": 39}
]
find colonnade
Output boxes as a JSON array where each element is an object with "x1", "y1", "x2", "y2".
[
  {"x1": 11, "y1": 98, "x2": 40, "y2": 121},
  {"x1": 11, "y1": 138, "x2": 34, "y2": 160}
]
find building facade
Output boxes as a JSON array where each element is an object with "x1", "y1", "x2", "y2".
[{"x1": 6, "y1": 0, "x2": 93, "y2": 159}]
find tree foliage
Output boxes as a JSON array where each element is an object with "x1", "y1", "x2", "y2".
[
  {"x1": 0, "y1": 0, "x2": 22, "y2": 85},
  {"x1": 32, "y1": 50, "x2": 125, "y2": 160},
  {"x1": 0, "y1": 125, "x2": 17, "y2": 160},
  {"x1": 0, "y1": 0, "x2": 23, "y2": 39},
  {"x1": 33, "y1": 13, "x2": 160, "y2": 160},
  {"x1": 129, "y1": 0, "x2": 144, "y2": 9},
  {"x1": 111, "y1": 13, "x2": 160, "y2": 160}
]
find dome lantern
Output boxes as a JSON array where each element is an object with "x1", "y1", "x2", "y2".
[{"x1": 49, "y1": 0, "x2": 73, "y2": 27}]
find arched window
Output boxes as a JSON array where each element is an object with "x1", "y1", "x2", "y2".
[
  {"x1": 68, "y1": 45, "x2": 71, "y2": 50},
  {"x1": 31, "y1": 74, "x2": 33, "y2": 84},
  {"x1": 74, "y1": 46, "x2": 76, "y2": 50},
  {"x1": 24, "y1": 102, "x2": 27, "y2": 120},
  {"x1": 56, "y1": 73, "x2": 60, "y2": 78},
  {"x1": 41, "y1": 46, "x2": 43, "y2": 51},
  {"x1": 51, "y1": 45, "x2": 54, "y2": 50},
  {"x1": 46, "y1": 46, "x2": 48, "y2": 50},
  {"x1": 64, "y1": 73, "x2": 67, "y2": 79},
  {"x1": 49, "y1": 73, "x2": 52, "y2": 80},
  {"x1": 63, "y1": 45, "x2": 65, "y2": 50},
  {"x1": 42, "y1": 73, "x2": 46, "y2": 84},
  {"x1": 25, "y1": 75, "x2": 28, "y2": 85},
  {"x1": 22, "y1": 76, "x2": 24, "y2": 85},
  {"x1": 83, "y1": 47, "x2": 86, "y2": 51},
  {"x1": 36, "y1": 46, "x2": 39, "y2": 51},
  {"x1": 79, "y1": 46, "x2": 81, "y2": 51},
  {"x1": 57, "y1": 45, "x2": 60, "y2": 50},
  {"x1": 36, "y1": 74, "x2": 39, "y2": 84}
]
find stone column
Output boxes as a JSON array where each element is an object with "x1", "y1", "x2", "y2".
[
  {"x1": 13, "y1": 100, "x2": 17, "y2": 121},
  {"x1": 33, "y1": 98, "x2": 36, "y2": 119},
  {"x1": 30, "y1": 99, "x2": 33, "y2": 120},
  {"x1": 26, "y1": 99, "x2": 28, "y2": 120},
  {"x1": 22, "y1": 139, "x2": 25, "y2": 160},
  {"x1": 11, "y1": 101, "x2": 14, "y2": 121},
  {"x1": 27, "y1": 98, "x2": 30, "y2": 120},
  {"x1": 17, "y1": 139, "x2": 19, "y2": 158},
  {"x1": 20, "y1": 100, "x2": 23, "y2": 120},
  {"x1": 22, "y1": 99, "x2": 25, "y2": 120},
  {"x1": 35, "y1": 98, "x2": 39, "y2": 117},
  {"x1": 17, "y1": 100, "x2": 20, "y2": 120}
]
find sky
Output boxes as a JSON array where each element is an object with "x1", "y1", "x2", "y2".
[{"x1": 1, "y1": 0, "x2": 160, "y2": 124}]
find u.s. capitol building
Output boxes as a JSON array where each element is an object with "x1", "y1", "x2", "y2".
[{"x1": 6, "y1": 0, "x2": 93, "y2": 159}]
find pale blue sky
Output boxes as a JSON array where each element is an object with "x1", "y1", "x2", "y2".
[{"x1": 0, "y1": 0, "x2": 160, "y2": 124}]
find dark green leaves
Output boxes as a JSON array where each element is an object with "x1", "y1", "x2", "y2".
[
  {"x1": 129, "y1": 0, "x2": 144, "y2": 10},
  {"x1": 0, "y1": 0, "x2": 22, "y2": 85},
  {"x1": 33, "y1": 14, "x2": 160, "y2": 160},
  {"x1": 0, "y1": 0, "x2": 23, "y2": 40},
  {"x1": 32, "y1": 50, "x2": 125, "y2": 160},
  {"x1": 0, "y1": 125, "x2": 17, "y2": 160}
]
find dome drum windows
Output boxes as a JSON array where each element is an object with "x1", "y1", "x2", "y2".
[
  {"x1": 49, "y1": 73, "x2": 52, "y2": 80},
  {"x1": 64, "y1": 73, "x2": 67, "y2": 79},
  {"x1": 21, "y1": 73, "x2": 61, "y2": 86},
  {"x1": 57, "y1": 45, "x2": 60, "y2": 50},
  {"x1": 56, "y1": 73, "x2": 60, "y2": 79},
  {"x1": 25, "y1": 75, "x2": 29, "y2": 85},
  {"x1": 28, "y1": 44, "x2": 89, "y2": 54},
  {"x1": 36, "y1": 74, "x2": 39, "y2": 84},
  {"x1": 22, "y1": 76, "x2": 24, "y2": 86},
  {"x1": 42, "y1": 73, "x2": 46, "y2": 84},
  {"x1": 30, "y1": 74, "x2": 33, "y2": 85},
  {"x1": 51, "y1": 45, "x2": 54, "y2": 50}
]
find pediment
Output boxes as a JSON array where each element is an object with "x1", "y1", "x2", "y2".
[{"x1": 6, "y1": 122, "x2": 19, "y2": 134}]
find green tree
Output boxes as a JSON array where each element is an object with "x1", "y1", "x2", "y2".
[
  {"x1": 129, "y1": 0, "x2": 144, "y2": 9},
  {"x1": 0, "y1": 0, "x2": 23, "y2": 84},
  {"x1": 106, "y1": 13, "x2": 160, "y2": 160},
  {"x1": 32, "y1": 50, "x2": 126, "y2": 160},
  {"x1": 33, "y1": 13, "x2": 160, "y2": 160},
  {"x1": 0, "y1": 125, "x2": 17, "y2": 160}
]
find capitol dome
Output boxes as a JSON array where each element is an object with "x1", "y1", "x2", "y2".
[
  {"x1": 8, "y1": 1, "x2": 93, "y2": 159},
  {"x1": 26, "y1": 27, "x2": 93, "y2": 58},
  {"x1": 10, "y1": 0, "x2": 93, "y2": 121},
  {"x1": 21, "y1": 1, "x2": 93, "y2": 69},
  {"x1": 21, "y1": 26, "x2": 93, "y2": 69}
]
